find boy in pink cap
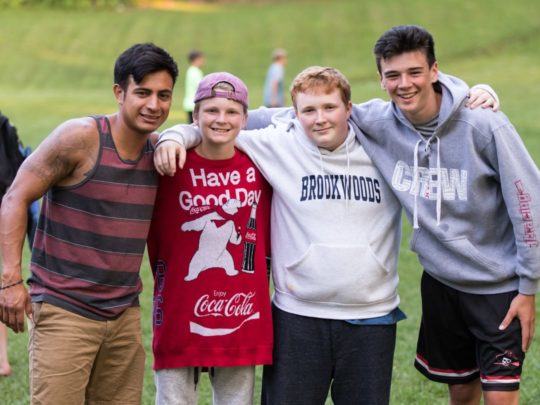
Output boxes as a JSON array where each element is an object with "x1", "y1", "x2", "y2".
[{"x1": 147, "y1": 72, "x2": 273, "y2": 405}]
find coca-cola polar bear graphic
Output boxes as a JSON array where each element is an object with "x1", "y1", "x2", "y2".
[{"x1": 182, "y1": 198, "x2": 243, "y2": 281}]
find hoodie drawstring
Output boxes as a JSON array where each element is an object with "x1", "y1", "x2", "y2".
[
  {"x1": 345, "y1": 139, "x2": 351, "y2": 211},
  {"x1": 412, "y1": 139, "x2": 421, "y2": 229},
  {"x1": 316, "y1": 137, "x2": 352, "y2": 211},
  {"x1": 435, "y1": 135, "x2": 441, "y2": 226},
  {"x1": 413, "y1": 135, "x2": 442, "y2": 229}
]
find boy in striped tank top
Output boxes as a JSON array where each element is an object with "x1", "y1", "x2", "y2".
[{"x1": 0, "y1": 43, "x2": 178, "y2": 404}]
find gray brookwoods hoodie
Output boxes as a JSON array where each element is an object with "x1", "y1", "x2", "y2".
[{"x1": 350, "y1": 73, "x2": 540, "y2": 296}]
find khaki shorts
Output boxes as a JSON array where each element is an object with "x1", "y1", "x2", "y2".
[{"x1": 29, "y1": 302, "x2": 145, "y2": 405}]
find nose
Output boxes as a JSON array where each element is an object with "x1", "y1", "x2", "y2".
[
  {"x1": 216, "y1": 110, "x2": 227, "y2": 123},
  {"x1": 398, "y1": 73, "x2": 411, "y2": 88},
  {"x1": 315, "y1": 109, "x2": 326, "y2": 124},
  {"x1": 146, "y1": 94, "x2": 159, "y2": 110}
]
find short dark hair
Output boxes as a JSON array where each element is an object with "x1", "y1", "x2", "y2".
[
  {"x1": 114, "y1": 43, "x2": 179, "y2": 91},
  {"x1": 188, "y1": 50, "x2": 203, "y2": 63},
  {"x1": 373, "y1": 25, "x2": 436, "y2": 73}
]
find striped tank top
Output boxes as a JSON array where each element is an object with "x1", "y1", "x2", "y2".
[{"x1": 29, "y1": 116, "x2": 158, "y2": 320}]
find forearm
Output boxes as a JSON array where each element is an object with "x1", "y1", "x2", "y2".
[
  {"x1": 0, "y1": 193, "x2": 29, "y2": 283},
  {"x1": 495, "y1": 128, "x2": 540, "y2": 293},
  {"x1": 158, "y1": 124, "x2": 202, "y2": 149},
  {"x1": 245, "y1": 106, "x2": 291, "y2": 130},
  {"x1": 506, "y1": 187, "x2": 540, "y2": 295},
  {"x1": 0, "y1": 192, "x2": 32, "y2": 333}
]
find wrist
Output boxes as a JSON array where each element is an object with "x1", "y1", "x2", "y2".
[
  {"x1": 1, "y1": 269, "x2": 23, "y2": 285},
  {"x1": 0, "y1": 279, "x2": 24, "y2": 290}
]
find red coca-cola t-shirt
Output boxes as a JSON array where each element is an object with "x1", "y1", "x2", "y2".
[{"x1": 147, "y1": 148, "x2": 273, "y2": 369}]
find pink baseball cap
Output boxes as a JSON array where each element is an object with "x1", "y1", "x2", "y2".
[{"x1": 194, "y1": 72, "x2": 249, "y2": 108}]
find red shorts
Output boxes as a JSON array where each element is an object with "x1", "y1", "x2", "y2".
[{"x1": 414, "y1": 271, "x2": 524, "y2": 392}]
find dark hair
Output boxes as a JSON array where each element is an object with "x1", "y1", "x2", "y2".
[
  {"x1": 188, "y1": 50, "x2": 203, "y2": 63},
  {"x1": 114, "y1": 43, "x2": 179, "y2": 91},
  {"x1": 373, "y1": 25, "x2": 436, "y2": 73}
]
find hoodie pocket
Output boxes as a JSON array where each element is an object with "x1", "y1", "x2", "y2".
[
  {"x1": 283, "y1": 243, "x2": 393, "y2": 305},
  {"x1": 411, "y1": 229, "x2": 505, "y2": 280},
  {"x1": 442, "y1": 237, "x2": 502, "y2": 272}
]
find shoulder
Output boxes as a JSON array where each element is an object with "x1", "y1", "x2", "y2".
[
  {"x1": 51, "y1": 116, "x2": 98, "y2": 146},
  {"x1": 19, "y1": 117, "x2": 99, "y2": 187},
  {"x1": 455, "y1": 106, "x2": 513, "y2": 135},
  {"x1": 44, "y1": 117, "x2": 100, "y2": 166},
  {"x1": 350, "y1": 98, "x2": 394, "y2": 129},
  {"x1": 352, "y1": 98, "x2": 392, "y2": 116}
]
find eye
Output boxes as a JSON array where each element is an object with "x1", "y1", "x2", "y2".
[
  {"x1": 159, "y1": 92, "x2": 172, "y2": 101},
  {"x1": 135, "y1": 89, "x2": 149, "y2": 97}
]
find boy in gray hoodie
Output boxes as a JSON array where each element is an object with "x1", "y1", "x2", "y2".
[{"x1": 347, "y1": 25, "x2": 539, "y2": 405}]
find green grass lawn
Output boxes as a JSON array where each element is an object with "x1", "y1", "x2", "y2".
[{"x1": 1, "y1": 1, "x2": 540, "y2": 403}]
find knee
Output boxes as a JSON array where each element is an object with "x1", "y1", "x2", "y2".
[{"x1": 448, "y1": 380, "x2": 482, "y2": 405}]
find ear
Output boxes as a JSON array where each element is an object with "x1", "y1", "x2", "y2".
[
  {"x1": 345, "y1": 100, "x2": 353, "y2": 119},
  {"x1": 113, "y1": 84, "x2": 124, "y2": 104},
  {"x1": 193, "y1": 112, "x2": 199, "y2": 126},
  {"x1": 378, "y1": 72, "x2": 386, "y2": 91},
  {"x1": 430, "y1": 61, "x2": 439, "y2": 83}
]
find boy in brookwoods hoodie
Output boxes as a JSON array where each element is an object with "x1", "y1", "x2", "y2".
[{"x1": 155, "y1": 66, "x2": 404, "y2": 405}]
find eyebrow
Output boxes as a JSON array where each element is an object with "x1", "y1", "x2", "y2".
[{"x1": 383, "y1": 66, "x2": 425, "y2": 75}]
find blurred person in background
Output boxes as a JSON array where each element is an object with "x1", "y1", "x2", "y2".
[
  {"x1": 263, "y1": 48, "x2": 287, "y2": 107},
  {"x1": 183, "y1": 50, "x2": 205, "y2": 124}
]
